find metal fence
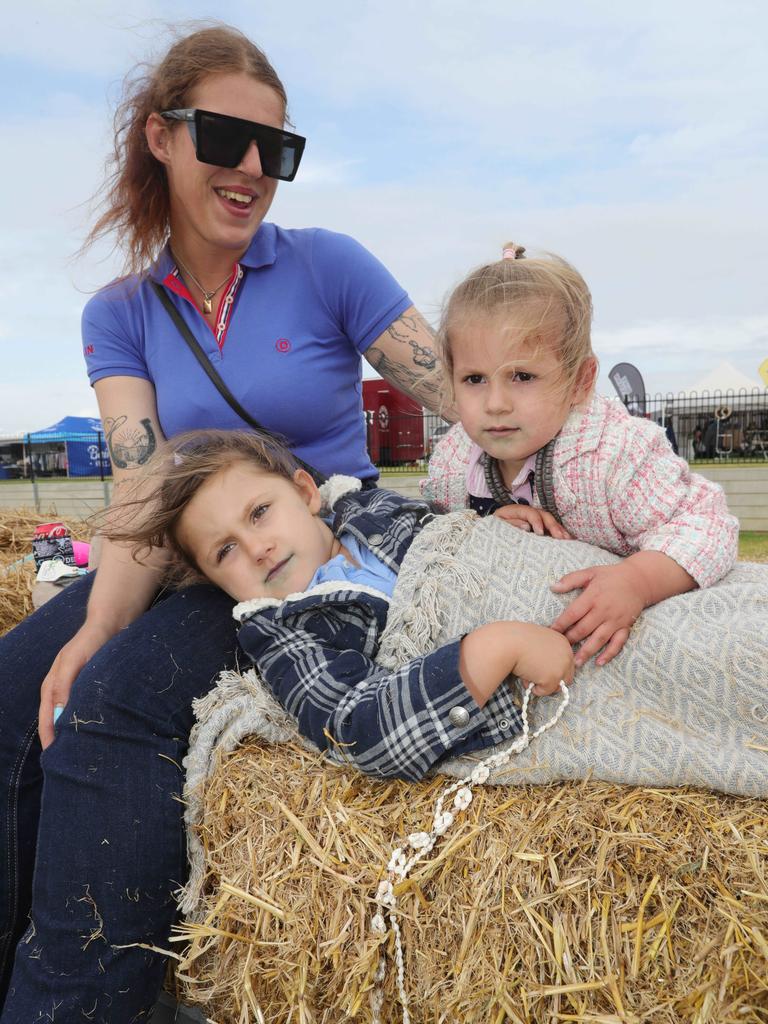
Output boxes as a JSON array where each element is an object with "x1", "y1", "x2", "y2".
[
  {"x1": 2, "y1": 389, "x2": 765, "y2": 486},
  {"x1": 627, "y1": 389, "x2": 768, "y2": 463},
  {"x1": 370, "y1": 389, "x2": 768, "y2": 471}
]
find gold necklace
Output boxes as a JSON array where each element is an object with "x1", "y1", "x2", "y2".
[{"x1": 172, "y1": 252, "x2": 232, "y2": 314}]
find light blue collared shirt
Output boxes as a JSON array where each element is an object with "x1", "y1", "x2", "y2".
[{"x1": 307, "y1": 532, "x2": 397, "y2": 596}]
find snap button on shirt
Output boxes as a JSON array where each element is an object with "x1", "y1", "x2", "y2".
[
  {"x1": 448, "y1": 706, "x2": 470, "y2": 728},
  {"x1": 368, "y1": 533, "x2": 384, "y2": 546}
]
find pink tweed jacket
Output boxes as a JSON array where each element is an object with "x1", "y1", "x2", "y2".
[{"x1": 421, "y1": 394, "x2": 739, "y2": 588}]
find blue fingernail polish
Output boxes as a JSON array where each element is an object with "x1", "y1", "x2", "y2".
[{"x1": 53, "y1": 706, "x2": 64, "y2": 725}]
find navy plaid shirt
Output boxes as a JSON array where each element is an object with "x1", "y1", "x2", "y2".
[{"x1": 238, "y1": 487, "x2": 523, "y2": 781}]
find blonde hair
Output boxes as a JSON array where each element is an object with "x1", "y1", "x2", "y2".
[
  {"x1": 438, "y1": 242, "x2": 595, "y2": 398},
  {"x1": 105, "y1": 429, "x2": 300, "y2": 586}
]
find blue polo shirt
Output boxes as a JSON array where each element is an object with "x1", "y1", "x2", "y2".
[{"x1": 82, "y1": 224, "x2": 412, "y2": 480}]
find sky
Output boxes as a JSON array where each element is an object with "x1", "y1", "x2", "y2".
[{"x1": 1, "y1": 0, "x2": 767, "y2": 434}]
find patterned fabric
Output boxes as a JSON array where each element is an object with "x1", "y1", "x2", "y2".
[
  {"x1": 180, "y1": 511, "x2": 768, "y2": 915},
  {"x1": 421, "y1": 394, "x2": 739, "y2": 587},
  {"x1": 237, "y1": 487, "x2": 524, "y2": 782},
  {"x1": 378, "y1": 512, "x2": 768, "y2": 797}
]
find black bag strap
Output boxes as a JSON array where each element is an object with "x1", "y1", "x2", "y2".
[{"x1": 151, "y1": 281, "x2": 327, "y2": 485}]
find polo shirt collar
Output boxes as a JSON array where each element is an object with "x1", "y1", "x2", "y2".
[
  {"x1": 150, "y1": 246, "x2": 175, "y2": 283},
  {"x1": 240, "y1": 222, "x2": 278, "y2": 269},
  {"x1": 149, "y1": 222, "x2": 278, "y2": 281}
]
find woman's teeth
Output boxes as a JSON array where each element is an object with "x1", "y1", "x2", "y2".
[{"x1": 215, "y1": 188, "x2": 254, "y2": 204}]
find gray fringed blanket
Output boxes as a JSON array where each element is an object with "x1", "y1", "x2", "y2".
[{"x1": 180, "y1": 511, "x2": 768, "y2": 914}]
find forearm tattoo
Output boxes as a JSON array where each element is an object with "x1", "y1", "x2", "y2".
[
  {"x1": 104, "y1": 416, "x2": 157, "y2": 469},
  {"x1": 366, "y1": 347, "x2": 444, "y2": 408},
  {"x1": 365, "y1": 312, "x2": 447, "y2": 413},
  {"x1": 385, "y1": 313, "x2": 437, "y2": 371}
]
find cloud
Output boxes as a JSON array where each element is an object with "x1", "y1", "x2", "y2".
[
  {"x1": 0, "y1": 378, "x2": 98, "y2": 438},
  {"x1": 1, "y1": 0, "x2": 766, "y2": 433},
  {"x1": 293, "y1": 157, "x2": 364, "y2": 187},
  {"x1": 630, "y1": 122, "x2": 755, "y2": 167},
  {"x1": 277, "y1": 176, "x2": 768, "y2": 403},
  {"x1": 0, "y1": 3, "x2": 176, "y2": 75},
  {"x1": 595, "y1": 315, "x2": 768, "y2": 395}
]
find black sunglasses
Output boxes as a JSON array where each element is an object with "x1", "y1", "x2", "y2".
[{"x1": 160, "y1": 108, "x2": 306, "y2": 181}]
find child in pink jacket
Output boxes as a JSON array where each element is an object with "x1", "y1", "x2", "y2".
[{"x1": 422, "y1": 242, "x2": 739, "y2": 669}]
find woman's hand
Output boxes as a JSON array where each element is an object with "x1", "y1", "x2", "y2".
[
  {"x1": 38, "y1": 620, "x2": 115, "y2": 748},
  {"x1": 494, "y1": 504, "x2": 573, "y2": 540},
  {"x1": 550, "y1": 562, "x2": 645, "y2": 668}
]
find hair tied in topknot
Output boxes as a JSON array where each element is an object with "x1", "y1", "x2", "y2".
[{"x1": 502, "y1": 242, "x2": 526, "y2": 260}]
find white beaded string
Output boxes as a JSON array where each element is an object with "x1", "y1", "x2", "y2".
[{"x1": 370, "y1": 680, "x2": 570, "y2": 1024}]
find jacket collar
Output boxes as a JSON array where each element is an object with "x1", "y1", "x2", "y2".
[
  {"x1": 318, "y1": 475, "x2": 362, "y2": 512},
  {"x1": 553, "y1": 394, "x2": 608, "y2": 464},
  {"x1": 233, "y1": 580, "x2": 391, "y2": 622}
]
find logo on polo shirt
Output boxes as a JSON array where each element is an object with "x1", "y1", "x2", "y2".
[
  {"x1": 84, "y1": 344, "x2": 95, "y2": 356},
  {"x1": 275, "y1": 338, "x2": 292, "y2": 353}
]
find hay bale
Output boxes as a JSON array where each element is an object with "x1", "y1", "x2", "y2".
[
  {"x1": 2, "y1": 505, "x2": 764, "y2": 1019},
  {"x1": 0, "y1": 508, "x2": 93, "y2": 635},
  {"x1": 174, "y1": 741, "x2": 768, "y2": 1023},
  {"x1": 0, "y1": 557, "x2": 36, "y2": 635}
]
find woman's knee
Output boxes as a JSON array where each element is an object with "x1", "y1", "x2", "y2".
[{"x1": 57, "y1": 583, "x2": 239, "y2": 737}]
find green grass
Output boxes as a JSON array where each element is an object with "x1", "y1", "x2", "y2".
[
  {"x1": 739, "y1": 531, "x2": 768, "y2": 561},
  {"x1": 378, "y1": 470, "x2": 424, "y2": 480}
]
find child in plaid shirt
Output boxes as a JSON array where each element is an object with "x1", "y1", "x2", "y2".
[{"x1": 112, "y1": 428, "x2": 573, "y2": 781}]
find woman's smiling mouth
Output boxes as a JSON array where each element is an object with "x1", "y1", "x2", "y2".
[
  {"x1": 214, "y1": 186, "x2": 254, "y2": 205},
  {"x1": 213, "y1": 186, "x2": 257, "y2": 216}
]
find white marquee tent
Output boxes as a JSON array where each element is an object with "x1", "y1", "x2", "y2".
[{"x1": 675, "y1": 361, "x2": 764, "y2": 397}]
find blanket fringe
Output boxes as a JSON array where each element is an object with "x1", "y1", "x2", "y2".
[{"x1": 377, "y1": 511, "x2": 481, "y2": 666}]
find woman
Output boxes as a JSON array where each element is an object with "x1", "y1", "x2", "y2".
[{"x1": 0, "y1": 25, "x2": 441, "y2": 1022}]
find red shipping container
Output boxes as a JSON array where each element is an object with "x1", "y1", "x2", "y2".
[{"x1": 362, "y1": 380, "x2": 425, "y2": 465}]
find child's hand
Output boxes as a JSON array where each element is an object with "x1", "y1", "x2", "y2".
[
  {"x1": 510, "y1": 623, "x2": 575, "y2": 696},
  {"x1": 459, "y1": 621, "x2": 574, "y2": 705},
  {"x1": 494, "y1": 504, "x2": 573, "y2": 540},
  {"x1": 550, "y1": 563, "x2": 645, "y2": 667}
]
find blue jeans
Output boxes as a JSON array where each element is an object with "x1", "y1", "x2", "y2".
[{"x1": 0, "y1": 573, "x2": 239, "y2": 1022}]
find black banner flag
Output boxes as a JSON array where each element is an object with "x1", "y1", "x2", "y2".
[{"x1": 608, "y1": 362, "x2": 647, "y2": 416}]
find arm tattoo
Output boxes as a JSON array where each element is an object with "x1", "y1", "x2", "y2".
[
  {"x1": 366, "y1": 347, "x2": 444, "y2": 406},
  {"x1": 386, "y1": 313, "x2": 437, "y2": 371},
  {"x1": 104, "y1": 416, "x2": 157, "y2": 469}
]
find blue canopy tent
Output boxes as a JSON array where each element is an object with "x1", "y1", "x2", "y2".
[{"x1": 27, "y1": 416, "x2": 111, "y2": 478}]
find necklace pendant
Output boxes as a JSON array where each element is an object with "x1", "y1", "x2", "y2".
[{"x1": 203, "y1": 295, "x2": 213, "y2": 314}]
